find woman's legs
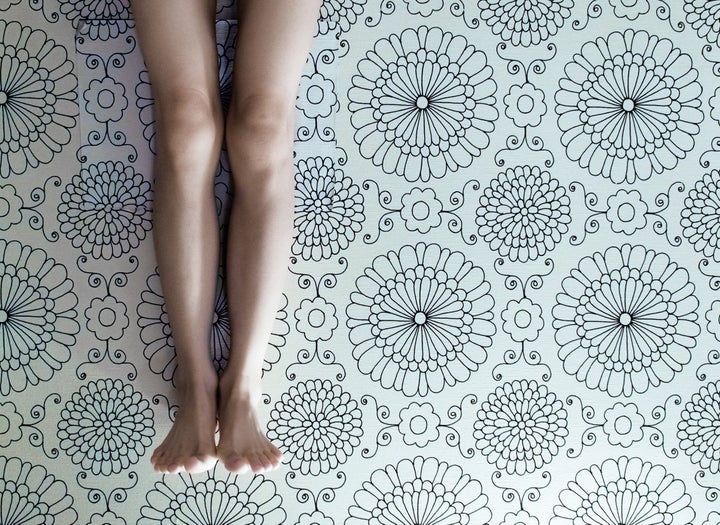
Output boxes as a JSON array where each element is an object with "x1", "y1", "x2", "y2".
[
  {"x1": 129, "y1": 0, "x2": 223, "y2": 473},
  {"x1": 219, "y1": 0, "x2": 324, "y2": 474}
]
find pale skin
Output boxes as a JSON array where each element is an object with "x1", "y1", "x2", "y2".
[{"x1": 129, "y1": 0, "x2": 324, "y2": 474}]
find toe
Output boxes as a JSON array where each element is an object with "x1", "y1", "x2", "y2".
[
  {"x1": 262, "y1": 451, "x2": 278, "y2": 470},
  {"x1": 249, "y1": 452, "x2": 266, "y2": 473},
  {"x1": 223, "y1": 454, "x2": 251, "y2": 474}
]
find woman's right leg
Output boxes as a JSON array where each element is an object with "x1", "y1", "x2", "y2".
[{"x1": 129, "y1": 0, "x2": 224, "y2": 473}]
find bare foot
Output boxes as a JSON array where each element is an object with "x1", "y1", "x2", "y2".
[
  {"x1": 151, "y1": 368, "x2": 219, "y2": 474},
  {"x1": 216, "y1": 373, "x2": 283, "y2": 474}
]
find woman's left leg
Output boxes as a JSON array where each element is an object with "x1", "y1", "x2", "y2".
[{"x1": 219, "y1": 0, "x2": 324, "y2": 474}]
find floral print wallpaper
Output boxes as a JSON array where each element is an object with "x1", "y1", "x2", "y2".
[{"x1": 1, "y1": 0, "x2": 720, "y2": 524}]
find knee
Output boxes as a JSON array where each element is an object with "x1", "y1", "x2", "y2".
[
  {"x1": 154, "y1": 91, "x2": 224, "y2": 164},
  {"x1": 224, "y1": 95, "x2": 294, "y2": 184}
]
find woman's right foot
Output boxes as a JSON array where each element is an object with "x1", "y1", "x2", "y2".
[{"x1": 150, "y1": 367, "x2": 219, "y2": 474}]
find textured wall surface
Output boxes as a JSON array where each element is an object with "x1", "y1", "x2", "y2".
[{"x1": 1, "y1": 1, "x2": 720, "y2": 524}]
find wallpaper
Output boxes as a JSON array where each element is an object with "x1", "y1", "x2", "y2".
[{"x1": 1, "y1": 0, "x2": 720, "y2": 524}]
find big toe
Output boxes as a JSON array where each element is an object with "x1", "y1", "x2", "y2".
[
  {"x1": 183, "y1": 454, "x2": 217, "y2": 474},
  {"x1": 223, "y1": 453, "x2": 251, "y2": 474}
]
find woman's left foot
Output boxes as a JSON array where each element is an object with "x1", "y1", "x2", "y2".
[{"x1": 216, "y1": 373, "x2": 283, "y2": 474}]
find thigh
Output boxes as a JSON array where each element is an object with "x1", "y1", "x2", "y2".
[
  {"x1": 130, "y1": 0, "x2": 222, "y2": 119},
  {"x1": 229, "y1": 0, "x2": 324, "y2": 119}
]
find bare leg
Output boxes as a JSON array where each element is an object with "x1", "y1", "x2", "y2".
[
  {"x1": 130, "y1": 0, "x2": 223, "y2": 474},
  {"x1": 219, "y1": 0, "x2": 323, "y2": 474}
]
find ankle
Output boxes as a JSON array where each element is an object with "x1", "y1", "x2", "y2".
[
  {"x1": 176, "y1": 366, "x2": 218, "y2": 391},
  {"x1": 218, "y1": 372, "x2": 262, "y2": 401}
]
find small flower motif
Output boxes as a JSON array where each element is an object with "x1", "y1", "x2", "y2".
[
  {"x1": 553, "y1": 244, "x2": 700, "y2": 397},
  {"x1": 0, "y1": 402, "x2": 23, "y2": 447},
  {"x1": 706, "y1": 300, "x2": 720, "y2": 342},
  {"x1": 85, "y1": 295, "x2": 130, "y2": 341},
  {"x1": 295, "y1": 510, "x2": 334, "y2": 525},
  {"x1": 293, "y1": 156, "x2": 364, "y2": 261},
  {"x1": 478, "y1": 0, "x2": 573, "y2": 47},
  {"x1": 267, "y1": 379, "x2": 363, "y2": 475},
  {"x1": 555, "y1": 29, "x2": 703, "y2": 183},
  {"x1": 501, "y1": 297, "x2": 544, "y2": 343},
  {"x1": 57, "y1": 378, "x2": 155, "y2": 475},
  {"x1": 551, "y1": 456, "x2": 695, "y2": 524},
  {"x1": 57, "y1": 160, "x2": 153, "y2": 260},
  {"x1": 346, "y1": 242, "x2": 495, "y2": 397},
  {"x1": 504, "y1": 82, "x2": 546, "y2": 127},
  {"x1": 710, "y1": 87, "x2": 720, "y2": 124},
  {"x1": 138, "y1": 470, "x2": 286, "y2": 524},
  {"x1": 685, "y1": 0, "x2": 720, "y2": 45},
  {"x1": 603, "y1": 402, "x2": 645, "y2": 447},
  {"x1": 0, "y1": 185, "x2": 23, "y2": 230},
  {"x1": 347, "y1": 25, "x2": 498, "y2": 182},
  {"x1": 606, "y1": 189, "x2": 648, "y2": 234},
  {"x1": 400, "y1": 187, "x2": 442, "y2": 234},
  {"x1": 347, "y1": 456, "x2": 491, "y2": 525},
  {"x1": 678, "y1": 380, "x2": 720, "y2": 474},
  {"x1": 294, "y1": 296, "x2": 338, "y2": 342},
  {"x1": 704, "y1": 511, "x2": 720, "y2": 525},
  {"x1": 608, "y1": 0, "x2": 650, "y2": 19},
  {"x1": 298, "y1": 71, "x2": 337, "y2": 119},
  {"x1": 0, "y1": 239, "x2": 79, "y2": 395},
  {"x1": 0, "y1": 457, "x2": 77, "y2": 523},
  {"x1": 88, "y1": 510, "x2": 126, "y2": 525},
  {"x1": 474, "y1": 379, "x2": 568, "y2": 475},
  {"x1": 476, "y1": 165, "x2": 571, "y2": 262},
  {"x1": 83, "y1": 76, "x2": 128, "y2": 123},
  {"x1": 681, "y1": 170, "x2": 720, "y2": 262},
  {"x1": 403, "y1": 0, "x2": 443, "y2": 15},
  {"x1": 398, "y1": 402, "x2": 440, "y2": 447},
  {"x1": 0, "y1": 20, "x2": 78, "y2": 178},
  {"x1": 499, "y1": 510, "x2": 540, "y2": 525}
]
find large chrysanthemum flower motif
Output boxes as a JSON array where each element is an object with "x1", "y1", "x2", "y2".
[
  {"x1": 61, "y1": 0, "x2": 131, "y2": 40},
  {"x1": 0, "y1": 456, "x2": 77, "y2": 524},
  {"x1": 473, "y1": 379, "x2": 568, "y2": 475},
  {"x1": 0, "y1": 239, "x2": 80, "y2": 395},
  {"x1": 293, "y1": 156, "x2": 364, "y2": 261},
  {"x1": 346, "y1": 242, "x2": 495, "y2": 397},
  {"x1": 138, "y1": 469, "x2": 286, "y2": 524},
  {"x1": 681, "y1": 170, "x2": 720, "y2": 262},
  {"x1": 57, "y1": 378, "x2": 155, "y2": 476},
  {"x1": 0, "y1": 20, "x2": 78, "y2": 178},
  {"x1": 555, "y1": 29, "x2": 702, "y2": 184},
  {"x1": 316, "y1": 0, "x2": 367, "y2": 36},
  {"x1": 550, "y1": 456, "x2": 695, "y2": 524},
  {"x1": 685, "y1": 0, "x2": 720, "y2": 45},
  {"x1": 478, "y1": 0, "x2": 573, "y2": 47},
  {"x1": 552, "y1": 243, "x2": 700, "y2": 397},
  {"x1": 347, "y1": 25, "x2": 498, "y2": 183},
  {"x1": 57, "y1": 160, "x2": 152, "y2": 260},
  {"x1": 678, "y1": 380, "x2": 720, "y2": 474},
  {"x1": 347, "y1": 456, "x2": 491, "y2": 525},
  {"x1": 476, "y1": 165, "x2": 571, "y2": 262},
  {"x1": 267, "y1": 379, "x2": 362, "y2": 475}
]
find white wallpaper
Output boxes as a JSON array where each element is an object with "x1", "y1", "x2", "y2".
[{"x1": 1, "y1": 0, "x2": 720, "y2": 524}]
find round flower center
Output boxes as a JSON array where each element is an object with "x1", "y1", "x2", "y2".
[
  {"x1": 619, "y1": 312, "x2": 632, "y2": 326},
  {"x1": 622, "y1": 98, "x2": 635, "y2": 112},
  {"x1": 617, "y1": 202, "x2": 636, "y2": 221},
  {"x1": 514, "y1": 309, "x2": 532, "y2": 328},
  {"x1": 517, "y1": 94, "x2": 534, "y2": 112},
  {"x1": 410, "y1": 416, "x2": 427, "y2": 434},
  {"x1": 614, "y1": 415, "x2": 632, "y2": 435},
  {"x1": 0, "y1": 91, "x2": 7, "y2": 105},
  {"x1": 307, "y1": 85, "x2": 323, "y2": 104}
]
